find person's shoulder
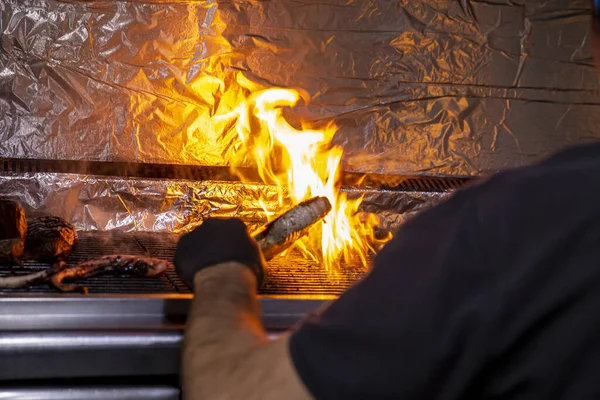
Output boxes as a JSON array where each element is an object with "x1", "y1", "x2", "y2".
[
  {"x1": 500, "y1": 143, "x2": 600, "y2": 186},
  {"x1": 463, "y1": 143, "x2": 600, "y2": 207},
  {"x1": 540, "y1": 142, "x2": 600, "y2": 168}
]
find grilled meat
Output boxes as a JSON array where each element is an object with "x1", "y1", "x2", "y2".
[
  {"x1": 0, "y1": 264, "x2": 67, "y2": 289},
  {"x1": 0, "y1": 200, "x2": 27, "y2": 265},
  {"x1": 26, "y1": 216, "x2": 78, "y2": 262},
  {"x1": 0, "y1": 255, "x2": 168, "y2": 292},
  {"x1": 253, "y1": 196, "x2": 332, "y2": 260},
  {"x1": 0, "y1": 196, "x2": 330, "y2": 293},
  {"x1": 51, "y1": 255, "x2": 171, "y2": 294}
]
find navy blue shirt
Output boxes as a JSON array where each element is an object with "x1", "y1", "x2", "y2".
[{"x1": 290, "y1": 143, "x2": 600, "y2": 399}]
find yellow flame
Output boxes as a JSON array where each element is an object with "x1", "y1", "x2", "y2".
[
  {"x1": 182, "y1": 9, "x2": 389, "y2": 270},
  {"x1": 204, "y1": 74, "x2": 388, "y2": 271}
]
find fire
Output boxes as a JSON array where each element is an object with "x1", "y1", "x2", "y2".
[
  {"x1": 202, "y1": 74, "x2": 388, "y2": 271},
  {"x1": 175, "y1": 5, "x2": 389, "y2": 270}
]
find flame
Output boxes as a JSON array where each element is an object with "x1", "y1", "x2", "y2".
[
  {"x1": 181, "y1": 9, "x2": 389, "y2": 269},
  {"x1": 203, "y1": 74, "x2": 389, "y2": 271}
]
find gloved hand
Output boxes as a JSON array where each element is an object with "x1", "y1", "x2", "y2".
[{"x1": 174, "y1": 218, "x2": 266, "y2": 289}]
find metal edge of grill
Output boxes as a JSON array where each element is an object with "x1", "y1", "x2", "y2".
[
  {"x1": 0, "y1": 157, "x2": 473, "y2": 192},
  {"x1": 0, "y1": 293, "x2": 329, "y2": 381}
]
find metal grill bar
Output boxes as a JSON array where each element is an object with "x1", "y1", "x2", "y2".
[
  {"x1": 0, "y1": 232, "x2": 365, "y2": 296},
  {"x1": 0, "y1": 158, "x2": 471, "y2": 192}
]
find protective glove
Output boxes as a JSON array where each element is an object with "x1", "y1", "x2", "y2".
[{"x1": 174, "y1": 218, "x2": 266, "y2": 289}]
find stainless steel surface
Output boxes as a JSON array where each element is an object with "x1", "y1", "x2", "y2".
[
  {"x1": 0, "y1": 386, "x2": 179, "y2": 400},
  {"x1": 0, "y1": 330, "x2": 181, "y2": 350},
  {"x1": 0, "y1": 294, "x2": 329, "y2": 380},
  {"x1": 0, "y1": 220, "x2": 335, "y2": 380},
  {"x1": 0, "y1": 295, "x2": 330, "y2": 330},
  {"x1": 0, "y1": 330, "x2": 181, "y2": 380}
]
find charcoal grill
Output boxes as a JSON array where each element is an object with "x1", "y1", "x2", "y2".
[
  {"x1": 0, "y1": 159, "x2": 467, "y2": 399},
  {"x1": 0, "y1": 231, "x2": 341, "y2": 399},
  {"x1": 1, "y1": 0, "x2": 595, "y2": 397}
]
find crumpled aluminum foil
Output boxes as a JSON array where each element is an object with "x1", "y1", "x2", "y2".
[
  {"x1": 1, "y1": 0, "x2": 599, "y2": 177},
  {"x1": 0, "y1": 172, "x2": 447, "y2": 234}
]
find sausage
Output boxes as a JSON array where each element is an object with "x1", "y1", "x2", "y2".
[{"x1": 253, "y1": 196, "x2": 332, "y2": 260}]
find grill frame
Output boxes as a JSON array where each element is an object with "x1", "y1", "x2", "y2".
[
  {"x1": 0, "y1": 385, "x2": 180, "y2": 400},
  {"x1": 0, "y1": 159, "x2": 465, "y2": 382},
  {"x1": 0, "y1": 227, "x2": 338, "y2": 380},
  {"x1": 0, "y1": 294, "x2": 330, "y2": 380}
]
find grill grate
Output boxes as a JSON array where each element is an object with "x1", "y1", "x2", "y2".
[
  {"x1": 342, "y1": 172, "x2": 470, "y2": 192},
  {"x1": 0, "y1": 158, "x2": 460, "y2": 296},
  {"x1": 0, "y1": 232, "x2": 366, "y2": 295}
]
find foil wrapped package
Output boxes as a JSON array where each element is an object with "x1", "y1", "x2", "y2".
[
  {"x1": 1, "y1": 0, "x2": 599, "y2": 176},
  {"x1": 0, "y1": 172, "x2": 447, "y2": 234}
]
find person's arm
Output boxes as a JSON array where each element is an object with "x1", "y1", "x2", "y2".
[
  {"x1": 182, "y1": 263, "x2": 312, "y2": 400},
  {"x1": 176, "y1": 180, "x2": 497, "y2": 400},
  {"x1": 175, "y1": 220, "x2": 313, "y2": 400},
  {"x1": 177, "y1": 146, "x2": 600, "y2": 399}
]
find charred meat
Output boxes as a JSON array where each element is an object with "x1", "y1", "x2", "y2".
[
  {"x1": 51, "y1": 255, "x2": 171, "y2": 294},
  {"x1": 0, "y1": 200, "x2": 27, "y2": 265},
  {"x1": 26, "y1": 216, "x2": 78, "y2": 262},
  {"x1": 0, "y1": 255, "x2": 168, "y2": 292},
  {"x1": 253, "y1": 196, "x2": 332, "y2": 260}
]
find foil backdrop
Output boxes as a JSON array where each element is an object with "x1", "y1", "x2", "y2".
[
  {"x1": 0, "y1": 173, "x2": 447, "y2": 233},
  {"x1": 1, "y1": 0, "x2": 600, "y2": 176}
]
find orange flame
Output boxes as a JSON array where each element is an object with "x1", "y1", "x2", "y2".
[
  {"x1": 203, "y1": 74, "x2": 389, "y2": 271},
  {"x1": 181, "y1": 8, "x2": 389, "y2": 270}
]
